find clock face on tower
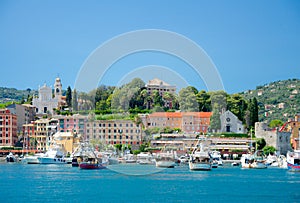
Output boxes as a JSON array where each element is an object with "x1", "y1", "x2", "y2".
[{"x1": 226, "y1": 117, "x2": 230, "y2": 122}]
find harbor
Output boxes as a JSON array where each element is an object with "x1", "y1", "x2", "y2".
[{"x1": 1, "y1": 162, "x2": 299, "y2": 203}]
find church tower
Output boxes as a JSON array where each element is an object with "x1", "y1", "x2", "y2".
[{"x1": 54, "y1": 77, "x2": 62, "y2": 100}]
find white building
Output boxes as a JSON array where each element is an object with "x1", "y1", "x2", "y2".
[{"x1": 220, "y1": 110, "x2": 245, "y2": 133}]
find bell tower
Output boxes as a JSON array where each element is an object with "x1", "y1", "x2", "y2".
[{"x1": 54, "y1": 77, "x2": 62, "y2": 100}]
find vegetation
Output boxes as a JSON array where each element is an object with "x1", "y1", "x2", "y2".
[
  {"x1": 263, "y1": 146, "x2": 276, "y2": 155},
  {"x1": 269, "y1": 119, "x2": 284, "y2": 128}
]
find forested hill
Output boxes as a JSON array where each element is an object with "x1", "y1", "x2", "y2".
[
  {"x1": 0, "y1": 87, "x2": 37, "y2": 103},
  {"x1": 240, "y1": 78, "x2": 300, "y2": 123}
]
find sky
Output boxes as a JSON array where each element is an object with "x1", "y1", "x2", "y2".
[{"x1": 0, "y1": 0, "x2": 300, "y2": 94}]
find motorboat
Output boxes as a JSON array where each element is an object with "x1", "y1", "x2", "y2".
[
  {"x1": 189, "y1": 139, "x2": 212, "y2": 171},
  {"x1": 154, "y1": 146, "x2": 177, "y2": 168},
  {"x1": 38, "y1": 145, "x2": 67, "y2": 164},
  {"x1": 286, "y1": 150, "x2": 300, "y2": 172},
  {"x1": 136, "y1": 153, "x2": 154, "y2": 165},
  {"x1": 79, "y1": 145, "x2": 107, "y2": 170},
  {"x1": 265, "y1": 154, "x2": 279, "y2": 167},
  {"x1": 278, "y1": 155, "x2": 287, "y2": 169},
  {"x1": 79, "y1": 157, "x2": 106, "y2": 170},
  {"x1": 240, "y1": 151, "x2": 267, "y2": 169},
  {"x1": 178, "y1": 155, "x2": 189, "y2": 165},
  {"x1": 155, "y1": 153, "x2": 176, "y2": 168},
  {"x1": 124, "y1": 153, "x2": 136, "y2": 163},
  {"x1": 22, "y1": 153, "x2": 44, "y2": 164},
  {"x1": 210, "y1": 151, "x2": 223, "y2": 166},
  {"x1": 6, "y1": 152, "x2": 17, "y2": 162}
]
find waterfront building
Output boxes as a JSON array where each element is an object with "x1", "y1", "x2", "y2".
[
  {"x1": 143, "y1": 112, "x2": 212, "y2": 133},
  {"x1": 220, "y1": 110, "x2": 245, "y2": 133},
  {"x1": 0, "y1": 109, "x2": 17, "y2": 147},
  {"x1": 85, "y1": 120, "x2": 143, "y2": 149},
  {"x1": 280, "y1": 114, "x2": 300, "y2": 149},
  {"x1": 255, "y1": 122, "x2": 292, "y2": 155},
  {"x1": 6, "y1": 103, "x2": 36, "y2": 134},
  {"x1": 53, "y1": 114, "x2": 87, "y2": 137},
  {"x1": 150, "y1": 133, "x2": 252, "y2": 155},
  {"x1": 51, "y1": 131, "x2": 78, "y2": 155}
]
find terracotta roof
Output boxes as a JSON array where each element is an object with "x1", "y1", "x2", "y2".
[{"x1": 149, "y1": 112, "x2": 212, "y2": 118}]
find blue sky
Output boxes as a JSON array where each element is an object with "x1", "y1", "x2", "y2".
[{"x1": 0, "y1": 0, "x2": 299, "y2": 93}]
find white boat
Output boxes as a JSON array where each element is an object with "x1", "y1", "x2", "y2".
[
  {"x1": 178, "y1": 155, "x2": 189, "y2": 165},
  {"x1": 210, "y1": 151, "x2": 223, "y2": 166},
  {"x1": 286, "y1": 150, "x2": 300, "y2": 172},
  {"x1": 6, "y1": 152, "x2": 17, "y2": 162},
  {"x1": 22, "y1": 153, "x2": 44, "y2": 164},
  {"x1": 240, "y1": 151, "x2": 267, "y2": 169},
  {"x1": 137, "y1": 153, "x2": 154, "y2": 165},
  {"x1": 265, "y1": 154, "x2": 279, "y2": 167},
  {"x1": 155, "y1": 152, "x2": 176, "y2": 168},
  {"x1": 189, "y1": 140, "x2": 212, "y2": 171},
  {"x1": 124, "y1": 153, "x2": 136, "y2": 163},
  {"x1": 38, "y1": 145, "x2": 67, "y2": 164},
  {"x1": 278, "y1": 155, "x2": 287, "y2": 169}
]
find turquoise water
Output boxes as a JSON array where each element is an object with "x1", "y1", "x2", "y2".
[{"x1": 1, "y1": 163, "x2": 300, "y2": 203}]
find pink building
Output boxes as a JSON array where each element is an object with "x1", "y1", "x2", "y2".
[{"x1": 0, "y1": 109, "x2": 18, "y2": 147}]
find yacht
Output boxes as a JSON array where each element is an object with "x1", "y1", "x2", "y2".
[
  {"x1": 189, "y1": 139, "x2": 212, "y2": 171},
  {"x1": 38, "y1": 145, "x2": 67, "y2": 164},
  {"x1": 210, "y1": 151, "x2": 223, "y2": 166},
  {"x1": 136, "y1": 153, "x2": 154, "y2": 165},
  {"x1": 22, "y1": 153, "x2": 44, "y2": 164}
]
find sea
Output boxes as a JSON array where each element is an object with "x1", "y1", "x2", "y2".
[{"x1": 0, "y1": 163, "x2": 299, "y2": 203}]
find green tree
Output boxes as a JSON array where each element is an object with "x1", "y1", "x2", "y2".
[
  {"x1": 269, "y1": 119, "x2": 284, "y2": 128},
  {"x1": 66, "y1": 86, "x2": 72, "y2": 108},
  {"x1": 196, "y1": 90, "x2": 211, "y2": 112},
  {"x1": 178, "y1": 86, "x2": 198, "y2": 112},
  {"x1": 263, "y1": 146, "x2": 276, "y2": 155},
  {"x1": 256, "y1": 138, "x2": 266, "y2": 150},
  {"x1": 210, "y1": 103, "x2": 221, "y2": 132},
  {"x1": 72, "y1": 89, "x2": 78, "y2": 111}
]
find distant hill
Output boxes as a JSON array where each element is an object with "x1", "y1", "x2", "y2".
[
  {"x1": 240, "y1": 78, "x2": 300, "y2": 123},
  {"x1": 0, "y1": 87, "x2": 37, "y2": 103}
]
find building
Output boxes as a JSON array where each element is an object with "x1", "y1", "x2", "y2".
[
  {"x1": 220, "y1": 110, "x2": 245, "y2": 133},
  {"x1": 280, "y1": 114, "x2": 300, "y2": 150},
  {"x1": 145, "y1": 78, "x2": 176, "y2": 96},
  {"x1": 54, "y1": 77, "x2": 67, "y2": 108},
  {"x1": 6, "y1": 103, "x2": 36, "y2": 134},
  {"x1": 32, "y1": 83, "x2": 58, "y2": 116},
  {"x1": 150, "y1": 133, "x2": 252, "y2": 155},
  {"x1": 24, "y1": 118, "x2": 59, "y2": 151},
  {"x1": 255, "y1": 122, "x2": 292, "y2": 155},
  {"x1": 85, "y1": 120, "x2": 143, "y2": 149},
  {"x1": 0, "y1": 109, "x2": 18, "y2": 147},
  {"x1": 53, "y1": 114, "x2": 87, "y2": 136},
  {"x1": 51, "y1": 131, "x2": 78, "y2": 155},
  {"x1": 143, "y1": 112, "x2": 212, "y2": 133}
]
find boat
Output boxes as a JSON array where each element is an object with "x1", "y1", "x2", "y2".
[
  {"x1": 278, "y1": 155, "x2": 287, "y2": 169},
  {"x1": 6, "y1": 152, "x2": 17, "y2": 162},
  {"x1": 79, "y1": 158, "x2": 106, "y2": 170},
  {"x1": 265, "y1": 154, "x2": 279, "y2": 167},
  {"x1": 124, "y1": 153, "x2": 136, "y2": 163},
  {"x1": 38, "y1": 144, "x2": 67, "y2": 164},
  {"x1": 79, "y1": 146, "x2": 107, "y2": 170},
  {"x1": 136, "y1": 153, "x2": 154, "y2": 165},
  {"x1": 22, "y1": 153, "x2": 44, "y2": 164},
  {"x1": 240, "y1": 151, "x2": 267, "y2": 169},
  {"x1": 189, "y1": 140, "x2": 212, "y2": 171},
  {"x1": 178, "y1": 155, "x2": 189, "y2": 165},
  {"x1": 210, "y1": 151, "x2": 223, "y2": 166},
  {"x1": 155, "y1": 146, "x2": 177, "y2": 168},
  {"x1": 286, "y1": 150, "x2": 300, "y2": 172}
]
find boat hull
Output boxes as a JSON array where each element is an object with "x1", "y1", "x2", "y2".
[
  {"x1": 287, "y1": 163, "x2": 300, "y2": 172},
  {"x1": 156, "y1": 161, "x2": 176, "y2": 168},
  {"x1": 79, "y1": 162, "x2": 106, "y2": 170},
  {"x1": 189, "y1": 161, "x2": 211, "y2": 171},
  {"x1": 38, "y1": 157, "x2": 67, "y2": 164}
]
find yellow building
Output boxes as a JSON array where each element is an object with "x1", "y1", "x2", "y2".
[{"x1": 51, "y1": 131, "x2": 81, "y2": 155}]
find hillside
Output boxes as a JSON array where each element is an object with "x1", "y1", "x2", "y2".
[
  {"x1": 240, "y1": 78, "x2": 300, "y2": 123},
  {"x1": 0, "y1": 87, "x2": 38, "y2": 103}
]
